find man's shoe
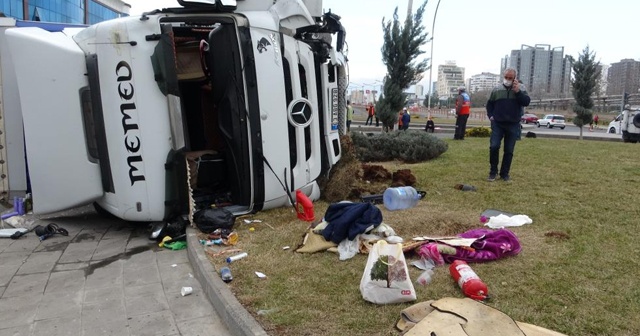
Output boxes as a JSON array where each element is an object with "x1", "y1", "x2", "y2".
[
  {"x1": 501, "y1": 175, "x2": 511, "y2": 182},
  {"x1": 487, "y1": 174, "x2": 497, "y2": 182}
]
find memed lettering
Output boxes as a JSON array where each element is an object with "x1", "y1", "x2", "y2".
[{"x1": 116, "y1": 61, "x2": 145, "y2": 185}]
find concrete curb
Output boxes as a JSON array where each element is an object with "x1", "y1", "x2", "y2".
[{"x1": 186, "y1": 227, "x2": 268, "y2": 336}]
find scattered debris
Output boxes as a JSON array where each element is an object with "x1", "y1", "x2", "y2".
[
  {"x1": 485, "y1": 214, "x2": 533, "y2": 229},
  {"x1": 255, "y1": 271, "x2": 267, "y2": 279},
  {"x1": 205, "y1": 248, "x2": 243, "y2": 258},
  {"x1": 454, "y1": 184, "x2": 477, "y2": 191},
  {"x1": 544, "y1": 231, "x2": 570, "y2": 240},
  {"x1": 226, "y1": 252, "x2": 248, "y2": 263},
  {"x1": 181, "y1": 286, "x2": 193, "y2": 296},
  {"x1": 257, "y1": 308, "x2": 278, "y2": 315},
  {"x1": 282, "y1": 246, "x2": 290, "y2": 250},
  {"x1": 171, "y1": 264, "x2": 177, "y2": 267}
]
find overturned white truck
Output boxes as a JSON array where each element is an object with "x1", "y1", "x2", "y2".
[{"x1": 2, "y1": 0, "x2": 348, "y2": 222}]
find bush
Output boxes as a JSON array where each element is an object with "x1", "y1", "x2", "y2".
[
  {"x1": 466, "y1": 126, "x2": 491, "y2": 138},
  {"x1": 351, "y1": 131, "x2": 448, "y2": 163}
]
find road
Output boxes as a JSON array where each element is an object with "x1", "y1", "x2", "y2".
[{"x1": 349, "y1": 120, "x2": 623, "y2": 142}]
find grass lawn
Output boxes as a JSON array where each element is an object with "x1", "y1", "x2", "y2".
[{"x1": 206, "y1": 137, "x2": 640, "y2": 336}]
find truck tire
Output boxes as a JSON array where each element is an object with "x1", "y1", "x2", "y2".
[
  {"x1": 633, "y1": 113, "x2": 640, "y2": 128},
  {"x1": 609, "y1": 127, "x2": 616, "y2": 133},
  {"x1": 93, "y1": 202, "x2": 118, "y2": 220}
]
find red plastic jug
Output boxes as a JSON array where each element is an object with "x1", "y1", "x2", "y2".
[{"x1": 295, "y1": 190, "x2": 315, "y2": 222}]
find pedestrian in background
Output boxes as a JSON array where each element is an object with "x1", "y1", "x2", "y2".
[
  {"x1": 454, "y1": 86, "x2": 471, "y2": 140},
  {"x1": 401, "y1": 107, "x2": 411, "y2": 131},
  {"x1": 594, "y1": 114, "x2": 599, "y2": 129},
  {"x1": 365, "y1": 103, "x2": 374, "y2": 125},
  {"x1": 486, "y1": 67, "x2": 531, "y2": 182},
  {"x1": 397, "y1": 109, "x2": 404, "y2": 130},
  {"x1": 425, "y1": 116, "x2": 435, "y2": 133},
  {"x1": 346, "y1": 100, "x2": 353, "y2": 132}
]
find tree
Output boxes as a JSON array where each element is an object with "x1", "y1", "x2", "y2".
[
  {"x1": 571, "y1": 46, "x2": 601, "y2": 139},
  {"x1": 423, "y1": 91, "x2": 439, "y2": 108},
  {"x1": 370, "y1": 255, "x2": 408, "y2": 288},
  {"x1": 376, "y1": 1, "x2": 429, "y2": 131},
  {"x1": 470, "y1": 90, "x2": 491, "y2": 108}
]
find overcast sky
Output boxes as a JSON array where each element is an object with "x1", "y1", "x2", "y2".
[{"x1": 128, "y1": 0, "x2": 639, "y2": 91}]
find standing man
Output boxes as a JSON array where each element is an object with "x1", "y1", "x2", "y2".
[
  {"x1": 486, "y1": 68, "x2": 530, "y2": 182},
  {"x1": 346, "y1": 100, "x2": 354, "y2": 132},
  {"x1": 454, "y1": 86, "x2": 471, "y2": 140},
  {"x1": 365, "y1": 103, "x2": 374, "y2": 125},
  {"x1": 401, "y1": 107, "x2": 411, "y2": 130}
]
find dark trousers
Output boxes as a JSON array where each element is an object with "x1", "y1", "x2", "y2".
[
  {"x1": 365, "y1": 115, "x2": 373, "y2": 125},
  {"x1": 454, "y1": 114, "x2": 469, "y2": 139},
  {"x1": 489, "y1": 121, "x2": 520, "y2": 178},
  {"x1": 375, "y1": 117, "x2": 379, "y2": 127}
]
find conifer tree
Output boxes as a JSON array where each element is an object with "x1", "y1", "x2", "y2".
[
  {"x1": 572, "y1": 46, "x2": 601, "y2": 139},
  {"x1": 377, "y1": 1, "x2": 429, "y2": 131}
]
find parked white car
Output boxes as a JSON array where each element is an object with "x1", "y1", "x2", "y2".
[
  {"x1": 608, "y1": 114, "x2": 622, "y2": 134},
  {"x1": 536, "y1": 114, "x2": 566, "y2": 129}
]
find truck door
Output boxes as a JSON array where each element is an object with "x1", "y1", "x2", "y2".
[{"x1": 5, "y1": 28, "x2": 104, "y2": 213}]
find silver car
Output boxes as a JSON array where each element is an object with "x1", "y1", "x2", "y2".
[{"x1": 537, "y1": 114, "x2": 566, "y2": 129}]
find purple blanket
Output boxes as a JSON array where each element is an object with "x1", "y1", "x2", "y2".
[{"x1": 417, "y1": 228, "x2": 521, "y2": 264}]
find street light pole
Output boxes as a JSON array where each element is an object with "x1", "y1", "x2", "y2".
[{"x1": 426, "y1": 0, "x2": 442, "y2": 110}]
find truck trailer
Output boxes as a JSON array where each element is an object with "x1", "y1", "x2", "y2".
[{"x1": 0, "y1": 0, "x2": 348, "y2": 223}]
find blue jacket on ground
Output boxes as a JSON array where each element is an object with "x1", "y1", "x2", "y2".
[
  {"x1": 486, "y1": 85, "x2": 530, "y2": 123},
  {"x1": 322, "y1": 202, "x2": 382, "y2": 244}
]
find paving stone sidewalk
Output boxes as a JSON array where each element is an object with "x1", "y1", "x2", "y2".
[{"x1": 0, "y1": 206, "x2": 231, "y2": 336}]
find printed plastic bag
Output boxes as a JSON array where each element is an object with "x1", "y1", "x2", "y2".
[{"x1": 360, "y1": 240, "x2": 417, "y2": 304}]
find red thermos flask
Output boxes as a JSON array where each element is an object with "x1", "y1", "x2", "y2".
[
  {"x1": 295, "y1": 190, "x2": 315, "y2": 222},
  {"x1": 449, "y1": 260, "x2": 489, "y2": 301}
]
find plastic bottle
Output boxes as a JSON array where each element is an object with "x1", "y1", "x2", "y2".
[
  {"x1": 383, "y1": 186, "x2": 422, "y2": 211},
  {"x1": 220, "y1": 267, "x2": 233, "y2": 283},
  {"x1": 17, "y1": 198, "x2": 25, "y2": 215},
  {"x1": 449, "y1": 260, "x2": 489, "y2": 301},
  {"x1": 226, "y1": 252, "x2": 248, "y2": 263}
]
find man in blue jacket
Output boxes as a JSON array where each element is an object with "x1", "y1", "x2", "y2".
[{"x1": 486, "y1": 68, "x2": 530, "y2": 182}]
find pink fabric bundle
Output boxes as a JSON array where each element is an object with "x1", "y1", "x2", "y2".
[{"x1": 417, "y1": 228, "x2": 521, "y2": 264}]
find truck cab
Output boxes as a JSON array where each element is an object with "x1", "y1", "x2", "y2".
[
  {"x1": 621, "y1": 106, "x2": 640, "y2": 143},
  {"x1": 3, "y1": 0, "x2": 347, "y2": 222}
]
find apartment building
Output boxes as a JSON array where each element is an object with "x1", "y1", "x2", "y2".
[
  {"x1": 468, "y1": 72, "x2": 500, "y2": 92},
  {"x1": 1, "y1": 0, "x2": 130, "y2": 24},
  {"x1": 501, "y1": 44, "x2": 572, "y2": 98},
  {"x1": 606, "y1": 59, "x2": 640, "y2": 96},
  {"x1": 436, "y1": 61, "x2": 465, "y2": 99}
]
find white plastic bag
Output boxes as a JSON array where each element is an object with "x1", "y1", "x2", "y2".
[{"x1": 360, "y1": 240, "x2": 417, "y2": 304}]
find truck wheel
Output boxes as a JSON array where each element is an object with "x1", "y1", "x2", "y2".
[
  {"x1": 633, "y1": 114, "x2": 640, "y2": 128},
  {"x1": 609, "y1": 127, "x2": 616, "y2": 133},
  {"x1": 93, "y1": 202, "x2": 118, "y2": 220}
]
